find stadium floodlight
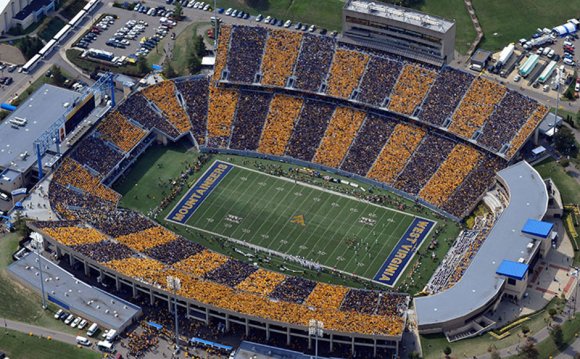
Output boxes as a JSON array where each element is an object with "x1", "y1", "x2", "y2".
[
  {"x1": 309, "y1": 319, "x2": 324, "y2": 359},
  {"x1": 167, "y1": 275, "x2": 181, "y2": 351}
]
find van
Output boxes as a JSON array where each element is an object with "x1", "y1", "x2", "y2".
[
  {"x1": 105, "y1": 329, "x2": 117, "y2": 342},
  {"x1": 0, "y1": 192, "x2": 10, "y2": 201},
  {"x1": 76, "y1": 336, "x2": 91, "y2": 346},
  {"x1": 87, "y1": 323, "x2": 98, "y2": 337},
  {"x1": 542, "y1": 47, "x2": 550, "y2": 56},
  {"x1": 97, "y1": 340, "x2": 114, "y2": 352},
  {"x1": 564, "y1": 41, "x2": 574, "y2": 47}
]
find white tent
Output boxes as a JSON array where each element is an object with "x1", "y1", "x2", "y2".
[{"x1": 553, "y1": 22, "x2": 576, "y2": 36}]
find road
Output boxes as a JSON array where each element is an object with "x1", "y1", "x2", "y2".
[{"x1": 0, "y1": 317, "x2": 81, "y2": 347}]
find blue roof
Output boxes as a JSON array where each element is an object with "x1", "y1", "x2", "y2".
[
  {"x1": 521, "y1": 219, "x2": 553, "y2": 238},
  {"x1": 496, "y1": 260, "x2": 529, "y2": 280},
  {"x1": 189, "y1": 337, "x2": 232, "y2": 351}
]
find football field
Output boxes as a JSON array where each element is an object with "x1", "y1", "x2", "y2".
[{"x1": 166, "y1": 161, "x2": 435, "y2": 285}]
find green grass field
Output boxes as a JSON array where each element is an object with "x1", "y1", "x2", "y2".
[
  {"x1": 0, "y1": 328, "x2": 99, "y2": 359},
  {"x1": 166, "y1": 161, "x2": 430, "y2": 282},
  {"x1": 534, "y1": 159, "x2": 580, "y2": 205},
  {"x1": 115, "y1": 143, "x2": 460, "y2": 291},
  {"x1": 38, "y1": 17, "x2": 67, "y2": 42}
]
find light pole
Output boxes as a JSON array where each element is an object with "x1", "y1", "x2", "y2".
[
  {"x1": 167, "y1": 275, "x2": 181, "y2": 351},
  {"x1": 554, "y1": 67, "x2": 562, "y2": 129},
  {"x1": 309, "y1": 319, "x2": 323, "y2": 359},
  {"x1": 34, "y1": 241, "x2": 47, "y2": 310}
]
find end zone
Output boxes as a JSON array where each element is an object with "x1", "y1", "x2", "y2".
[
  {"x1": 373, "y1": 218, "x2": 435, "y2": 287},
  {"x1": 166, "y1": 161, "x2": 233, "y2": 224}
]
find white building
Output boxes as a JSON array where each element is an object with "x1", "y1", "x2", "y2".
[{"x1": 0, "y1": 0, "x2": 56, "y2": 34}]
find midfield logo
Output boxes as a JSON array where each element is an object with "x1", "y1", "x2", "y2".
[{"x1": 290, "y1": 214, "x2": 305, "y2": 226}]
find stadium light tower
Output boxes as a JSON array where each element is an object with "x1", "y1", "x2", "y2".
[
  {"x1": 34, "y1": 244, "x2": 47, "y2": 310},
  {"x1": 309, "y1": 319, "x2": 324, "y2": 359},
  {"x1": 167, "y1": 275, "x2": 181, "y2": 352}
]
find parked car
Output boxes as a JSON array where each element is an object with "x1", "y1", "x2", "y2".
[
  {"x1": 78, "y1": 319, "x2": 88, "y2": 330},
  {"x1": 54, "y1": 309, "x2": 64, "y2": 319},
  {"x1": 71, "y1": 317, "x2": 82, "y2": 328},
  {"x1": 64, "y1": 314, "x2": 74, "y2": 325}
]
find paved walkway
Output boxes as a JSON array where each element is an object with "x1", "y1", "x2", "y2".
[{"x1": 0, "y1": 317, "x2": 81, "y2": 347}]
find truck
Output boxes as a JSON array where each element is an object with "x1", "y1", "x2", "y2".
[
  {"x1": 497, "y1": 43, "x2": 514, "y2": 67},
  {"x1": 524, "y1": 34, "x2": 553, "y2": 49}
]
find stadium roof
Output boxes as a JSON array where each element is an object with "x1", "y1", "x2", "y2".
[
  {"x1": 522, "y1": 219, "x2": 553, "y2": 238},
  {"x1": 344, "y1": 0, "x2": 454, "y2": 33},
  {"x1": 0, "y1": 84, "x2": 81, "y2": 174},
  {"x1": 496, "y1": 260, "x2": 529, "y2": 281},
  {"x1": 8, "y1": 252, "x2": 141, "y2": 331},
  {"x1": 414, "y1": 161, "x2": 548, "y2": 327}
]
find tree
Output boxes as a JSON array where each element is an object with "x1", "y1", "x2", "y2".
[
  {"x1": 137, "y1": 56, "x2": 149, "y2": 75},
  {"x1": 188, "y1": 53, "x2": 202, "y2": 74},
  {"x1": 409, "y1": 352, "x2": 422, "y2": 359},
  {"x1": 521, "y1": 325, "x2": 530, "y2": 336},
  {"x1": 163, "y1": 59, "x2": 176, "y2": 78},
  {"x1": 51, "y1": 66, "x2": 65, "y2": 86},
  {"x1": 174, "y1": 2, "x2": 183, "y2": 20},
  {"x1": 14, "y1": 212, "x2": 30, "y2": 237},
  {"x1": 193, "y1": 35, "x2": 206, "y2": 58},
  {"x1": 554, "y1": 126, "x2": 578, "y2": 156},
  {"x1": 443, "y1": 346, "x2": 452, "y2": 357},
  {"x1": 519, "y1": 340, "x2": 539, "y2": 359},
  {"x1": 551, "y1": 324, "x2": 564, "y2": 348}
]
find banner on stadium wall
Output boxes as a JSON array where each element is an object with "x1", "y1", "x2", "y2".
[{"x1": 373, "y1": 217, "x2": 435, "y2": 287}]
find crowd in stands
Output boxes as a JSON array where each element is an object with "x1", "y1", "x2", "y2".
[
  {"x1": 313, "y1": 107, "x2": 365, "y2": 168},
  {"x1": 506, "y1": 105, "x2": 549, "y2": 158},
  {"x1": 387, "y1": 65, "x2": 437, "y2": 115},
  {"x1": 43, "y1": 225, "x2": 106, "y2": 247},
  {"x1": 442, "y1": 156, "x2": 504, "y2": 217},
  {"x1": 144, "y1": 237, "x2": 204, "y2": 265},
  {"x1": 213, "y1": 25, "x2": 231, "y2": 81},
  {"x1": 118, "y1": 93, "x2": 181, "y2": 139},
  {"x1": 175, "y1": 77, "x2": 209, "y2": 145},
  {"x1": 230, "y1": 91, "x2": 272, "y2": 151},
  {"x1": 142, "y1": 80, "x2": 191, "y2": 134},
  {"x1": 305, "y1": 282, "x2": 349, "y2": 310},
  {"x1": 48, "y1": 181, "x2": 115, "y2": 221},
  {"x1": 357, "y1": 57, "x2": 403, "y2": 106},
  {"x1": 97, "y1": 111, "x2": 147, "y2": 153},
  {"x1": 286, "y1": 99, "x2": 335, "y2": 161},
  {"x1": 204, "y1": 259, "x2": 258, "y2": 287},
  {"x1": 173, "y1": 250, "x2": 229, "y2": 277},
  {"x1": 236, "y1": 268, "x2": 286, "y2": 296},
  {"x1": 419, "y1": 68, "x2": 474, "y2": 127},
  {"x1": 261, "y1": 30, "x2": 303, "y2": 87},
  {"x1": 293, "y1": 34, "x2": 336, "y2": 92},
  {"x1": 340, "y1": 114, "x2": 396, "y2": 176},
  {"x1": 116, "y1": 225, "x2": 178, "y2": 252},
  {"x1": 74, "y1": 241, "x2": 134, "y2": 263},
  {"x1": 207, "y1": 86, "x2": 239, "y2": 147},
  {"x1": 477, "y1": 92, "x2": 540, "y2": 152},
  {"x1": 80, "y1": 208, "x2": 155, "y2": 238},
  {"x1": 394, "y1": 135, "x2": 455, "y2": 195},
  {"x1": 449, "y1": 77, "x2": 506, "y2": 139},
  {"x1": 367, "y1": 124, "x2": 425, "y2": 184},
  {"x1": 226, "y1": 26, "x2": 268, "y2": 83},
  {"x1": 420, "y1": 144, "x2": 481, "y2": 207},
  {"x1": 257, "y1": 95, "x2": 303, "y2": 156},
  {"x1": 71, "y1": 136, "x2": 124, "y2": 176},
  {"x1": 340, "y1": 289, "x2": 379, "y2": 315},
  {"x1": 52, "y1": 158, "x2": 120, "y2": 203},
  {"x1": 270, "y1": 276, "x2": 317, "y2": 304},
  {"x1": 326, "y1": 50, "x2": 369, "y2": 99}
]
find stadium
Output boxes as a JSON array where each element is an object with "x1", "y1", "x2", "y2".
[{"x1": 27, "y1": 21, "x2": 556, "y2": 358}]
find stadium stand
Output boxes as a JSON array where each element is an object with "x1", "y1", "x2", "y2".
[
  {"x1": 71, "y1": 136, "x2": 124, "y2": 176},
  {"x1": 293, "y1": 34, "x2": 336, "y2": 92},
  {"x1": 204, "y1": 259, "x2": 259, "y2": 287},
  {"x1": 419, "y1": 68, "x2": 474, "y2": 127},
  {"x1": 313, "y1": 107, "x2": 366, "y2": 168},
  {"x1": 419, "y1": 144, "x2": 482, "y2": 207},
  {"x1": 74, "y1": 241, "x2": 135, "y2": 263},
  {"x1": 52, "y1": 158, "x2": 120, "y2": 203},
  {"x1": 285, "y1": 99, "x2": 335, "y2": 161},
  {"x1": 144, "y1": 237, "x2": 204, "y2": 265},
  {"x1": 387, "y1": 64, "x2": 437, "y2": 115},
  {"x1": 236, "y1": 268, "x2": 286, "y2": 296},
  {"x1": 142, "y1": 80, "x2": 191, "y2": 134},
  {"x1": 367, "y1": 124, "x2": 425, "y2": 184},
  {"x1": 230, "y1": 91, "x2": 272, "y2": 151},
  {"x1": 257, "y1": 94, "x2": 303, "y2": 156},
  {"x1": 326, "y1": 50, "x2": 369, "y2": 99},
  {"x1": 172, "y1": 250, "x2": 229, "y2": 277},
  {"x1": 207, "y1": 86, "x2": 239, "y2": 147},
  {"x1": 175, "y1": 77, "x2": 209, "y2": 145},
  {"x1": 448, "y1": 77, "x2": 506, "y2": 139},
  {"x1": 357, "y1": 56, "x2": 403, "y2": 106},
  {"x1": 340, "y1": 114, "x2": 397, "y2": 176},
  {"x1": 270, "y1": 276, "x2": 317, "y2": 304},
  {"x1": 226, "y1": 26, "x2": 267, "y2": 83},
  {"x1": 43, "y1": 225, "x2": 106, "y2": 247},
  {"x1": 115, "y1": 226, "x2": 178, "y2": 252},
  {"x1": 260, "y1": 30, "x2": 303, "y2": 87},
  {"x1": 213, "y1": 25, "x2": 231, "y2": 81},
  {"x1": 506, "y1": 105, "x2": 549, "y2": 158},
  {"x1": 117, "y1": 93, "x2": 181, "y2": 139},
  {"x1": 305, "y1": 283, "x2": 349, "y2": 310},
  {"x1": 97, "y1": 110, "x2": 147, "y2": 152}
]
